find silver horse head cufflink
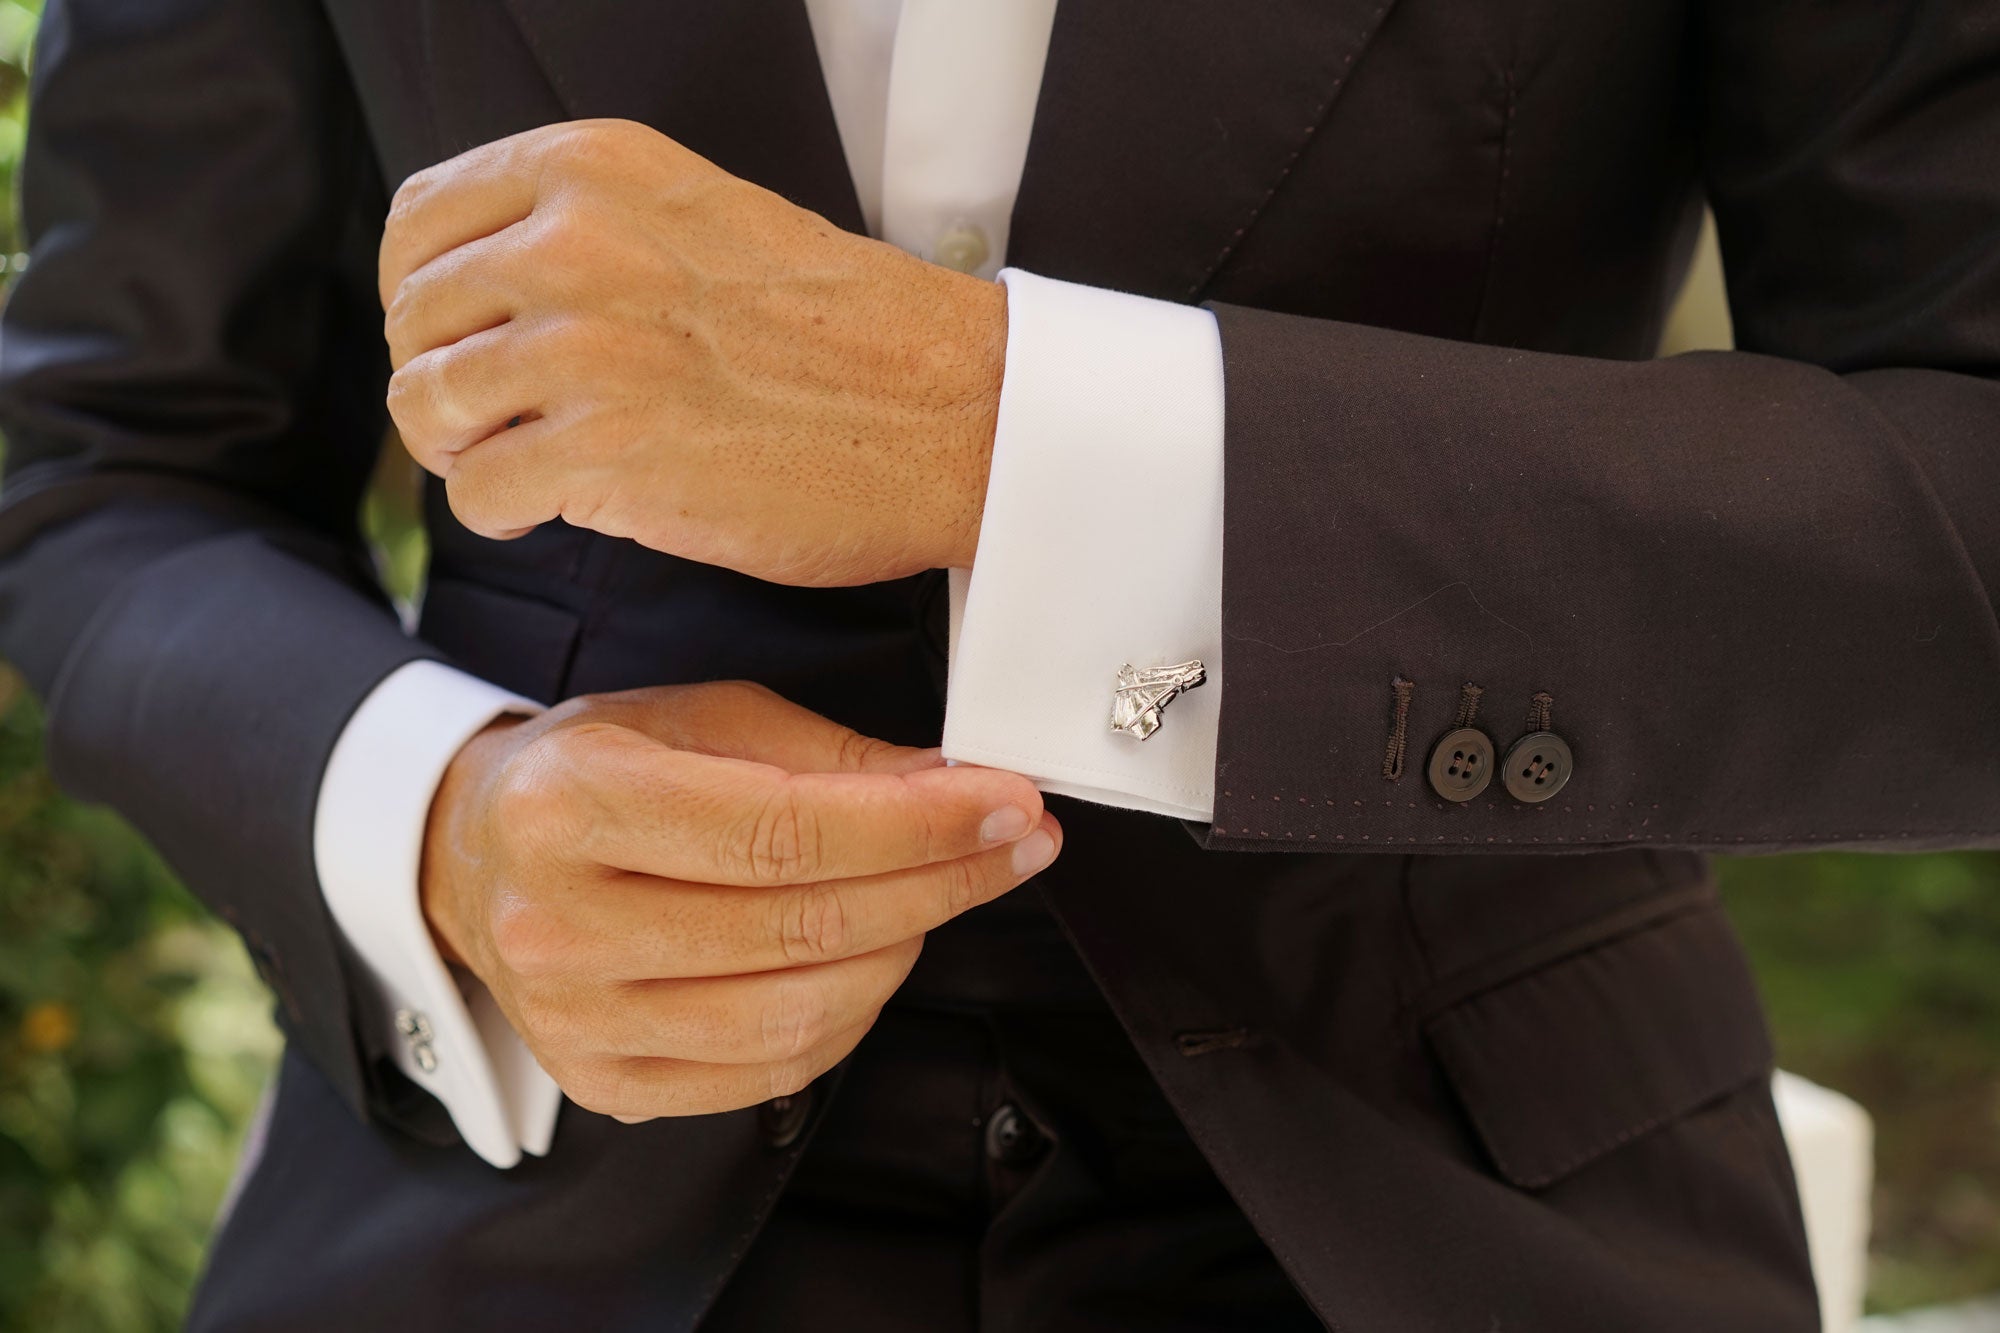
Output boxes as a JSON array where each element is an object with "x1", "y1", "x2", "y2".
[{"x1": 1111, "y1": 660, "x2": 1207, "y2": 741}]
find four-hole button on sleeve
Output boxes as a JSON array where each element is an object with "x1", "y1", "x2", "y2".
[
  {"x1": 1502, "y1": 731, "x2": 1574, "y2": 803},
  {"x1": 1427, "y1": 728, "x2": 1495, "y2": 802},
  {"x1": 1419, "y1": 685, "x2": 1578, "y2": 806}
]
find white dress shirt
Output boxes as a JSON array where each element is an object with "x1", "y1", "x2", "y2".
[{"x1": 314, "y1": 0, "x2": 1228, "y2": 1167}]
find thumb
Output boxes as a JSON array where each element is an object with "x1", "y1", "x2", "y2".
[
  {"x1": 611, "y1": 679, "x2": 1047, "y2": 845},
  {"x1": 624, "y1": 680, "x2": 948, "y2": 776}
]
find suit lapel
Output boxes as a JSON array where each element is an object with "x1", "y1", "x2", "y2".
[
  {"x1": 1008, "y1": 0, "x2": 1401, "y2": 301},
  {"x1": 495, "y1": 0, "x2": 1396, "y2": 298},
  {"x1": 495, "y1": 0, "x2": 867, "y2": 235}
]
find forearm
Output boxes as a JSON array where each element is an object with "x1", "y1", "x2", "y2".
[
  {"x1": 1204, "y1": 304, "x2": 2000, "y2": 852},
  {"x1": 0, "y1": 498, "x2": 441, "y2": 1116},
  {"x1": 0, "y1": 0, "x2": 429, "y2": 1114}
]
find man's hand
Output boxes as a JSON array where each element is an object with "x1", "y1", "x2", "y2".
[
  {"x1": 380, "y1": 119, "x2": 1006, "y2": 586},
  {"x1": 421, "y1": 681, "x2": 1059, "y2": 1122}
]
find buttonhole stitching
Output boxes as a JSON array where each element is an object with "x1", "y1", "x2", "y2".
[
  {"x1": 1382, "y1": 675, "x2": 1414, "y2": 780},
  {"x1": 1177, "y1": 1027, "x2": 1257, "y2": 1058},
  {"x1": 1454, "y1": 680, "x2": 1485, "y2": 728},
  {"x1": 1528, "y1": 690, "x2": 1554, "y2": 731}
]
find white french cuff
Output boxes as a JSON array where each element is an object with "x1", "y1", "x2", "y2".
[
  {"x1": 943, "y1": 268, "x2": 1226, "y2": 822},
  {"x1": 313, "y1": 658, "x2": 562, "y2": 1168}
]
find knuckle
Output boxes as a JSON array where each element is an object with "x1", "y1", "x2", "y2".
[
  {"x1": 912, "y1": 791, "x2": 946, "y2": 867},
  {"x1": 765, "y1": 1057, "x2": 817, "y2": 1103},
  {"x1": 773, "y1": 881, "x2": 848, "y2": 966},
  {"x1": 758, "y1": 977, "x2": 831, "y2": 1061},
  {"x1": 597, "y1": 118, "x2": 649, "y2": 148},
  {"x1": 488, "y1": 748, "x2": 574, "y2": 846},
  {"x1": 539, "y1": 718, "x2": 612, "y2": 765},
  {"x1": 545, "y1": 121, "x2": 607, "y2": 166},
  {"x1": 432, "y1": 345, "x2": 480, "y2": 423},
  {"x1": 741, "y1": 786, "x2": 822, "y2": 884},
  {"x1": 564, "y1": 1057, "x2": 701, "y2": 1121},
  {"x1": 833, "y1": 727, "x2": 894, "y2": 774},
  {"x1": 557, "y1": 1060, "x2": 637, "y2": 1119},
  {"x1": 536, "y1": 311, "x2": 593, "y2": 363},
  {"x1": 385, "y1": 171, "x2": 436, "y2": 232},
  {"x1": 384, "y1": 364, "x2": 427, "y2": 436},
  {"x1": 715, "y1": 679, "x2": 775, "y2": 704},
  {"x1": 445, "y1": 464, "x2": 514, "y2": 540},
  {"x1": 556, "y1": 483, "x2": 611, "y2": 537},
  {"x1": 394, "y1": 348, "x2": 468, "y2": 436},
  {"x1": 508, "y1": 988, "x2": 581, "y2": 1052},
  {"x1": 541, "y1": 722, "x2": 631, "y2": 790},
  {"x1": 382, "y1": 257, "x2": 428, "y2": 315},
  {"x1": 538, "y1": 723, "x2": 649, "y2": 862},
  {"x1": 559, "y1": 118, "x2": 642, "y2": 168},
  {"x1": 532, "y1": 222, "x2": 622, "y2": 309},
  {"x1": 533, "y1": 1048, "x2": 586, "y2": 1098},
  {"x1": 381, "y1": 292, "x2": 417, "y2": 362},
  {"x1": 940, "y1": 855, "x2": 985, "y2": 919},
  {"x1": 485, "y1": 899, "x2": 575, "y2": 983},
  {"x1": 531, "y1": 205, "x2": 595, "y2": 259}
]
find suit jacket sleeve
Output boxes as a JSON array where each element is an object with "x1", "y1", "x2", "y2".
[
  {"x1": 0, "y1": 0, "x2": 444, "y2": 1125},
  {"x1": 1202, "y1": 0, "x2": 2000, "y2": 854}
]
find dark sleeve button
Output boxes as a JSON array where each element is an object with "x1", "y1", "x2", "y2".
[
  {"x1": 1501, "y1": 731, "x2": 1573, "y2": 803},
  {"x1": 1426, "y1": 727, "x2": 1495, "y2": 802},
  {"x1": 759, "y1": 1088, "x2": 815, "y2": 1150},
  {"x1": 984, "y1": 1102, "x2": 1049, "y2": 1168}
]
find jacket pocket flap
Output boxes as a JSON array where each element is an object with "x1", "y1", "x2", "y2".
[{"x1": 1423, "y1": 904, "x2": 1773, "y2": 1189}]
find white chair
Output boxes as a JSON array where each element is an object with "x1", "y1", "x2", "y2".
[{"x1": 1775, "y1": 1071, "x2": 1874, "y2": 1332}]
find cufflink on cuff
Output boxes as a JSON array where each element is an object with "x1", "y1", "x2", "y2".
[
  {"x1": 396, "y1": 1008, "x2": 439, "y2": 1074},
  {"x1": 1111, "y1": 660, "x2": 1207, "y2": 740}
]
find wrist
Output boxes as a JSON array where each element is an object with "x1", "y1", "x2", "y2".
[
  {"x1": 930, "y1": 271, "x2": 1006, "y2": 570},
  {"x1": 419, "y1": 714, "x2": 528, "y2": 971}
]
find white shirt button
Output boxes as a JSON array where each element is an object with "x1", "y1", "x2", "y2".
[{"x1": 933, "y1": 222, "x2": 991, "y2": 274}]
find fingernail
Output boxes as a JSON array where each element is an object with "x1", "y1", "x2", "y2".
[
  {"x1": 1010, "y1": 829, "x2": 1056, "y2": 877},
  {"x1": 981, "y1": 805, "x2": 1031, "y2": 843}
]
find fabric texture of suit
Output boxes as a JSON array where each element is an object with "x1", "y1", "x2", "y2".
[{"x1": 6, "y1": 0, "x2": 1996, "y2": 1327}]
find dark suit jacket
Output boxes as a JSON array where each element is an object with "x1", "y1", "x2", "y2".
[{"x1": 4, "y1": 0, "x2": 1996, "y2": 1328}]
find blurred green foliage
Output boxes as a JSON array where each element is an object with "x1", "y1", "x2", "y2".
[
  {"x1": 1721, "y1": 855, "x2": 2000, "y2": 1310},
  {"x1": 0, "y1": 682, "x2": 279, "y2": 1333},
  {"x1": 0, "y1": 4, "x2": 281, "y2": 1329},
  {"x1": 0, "y1": 1, "x2": 1994, "y2": 1328}
]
